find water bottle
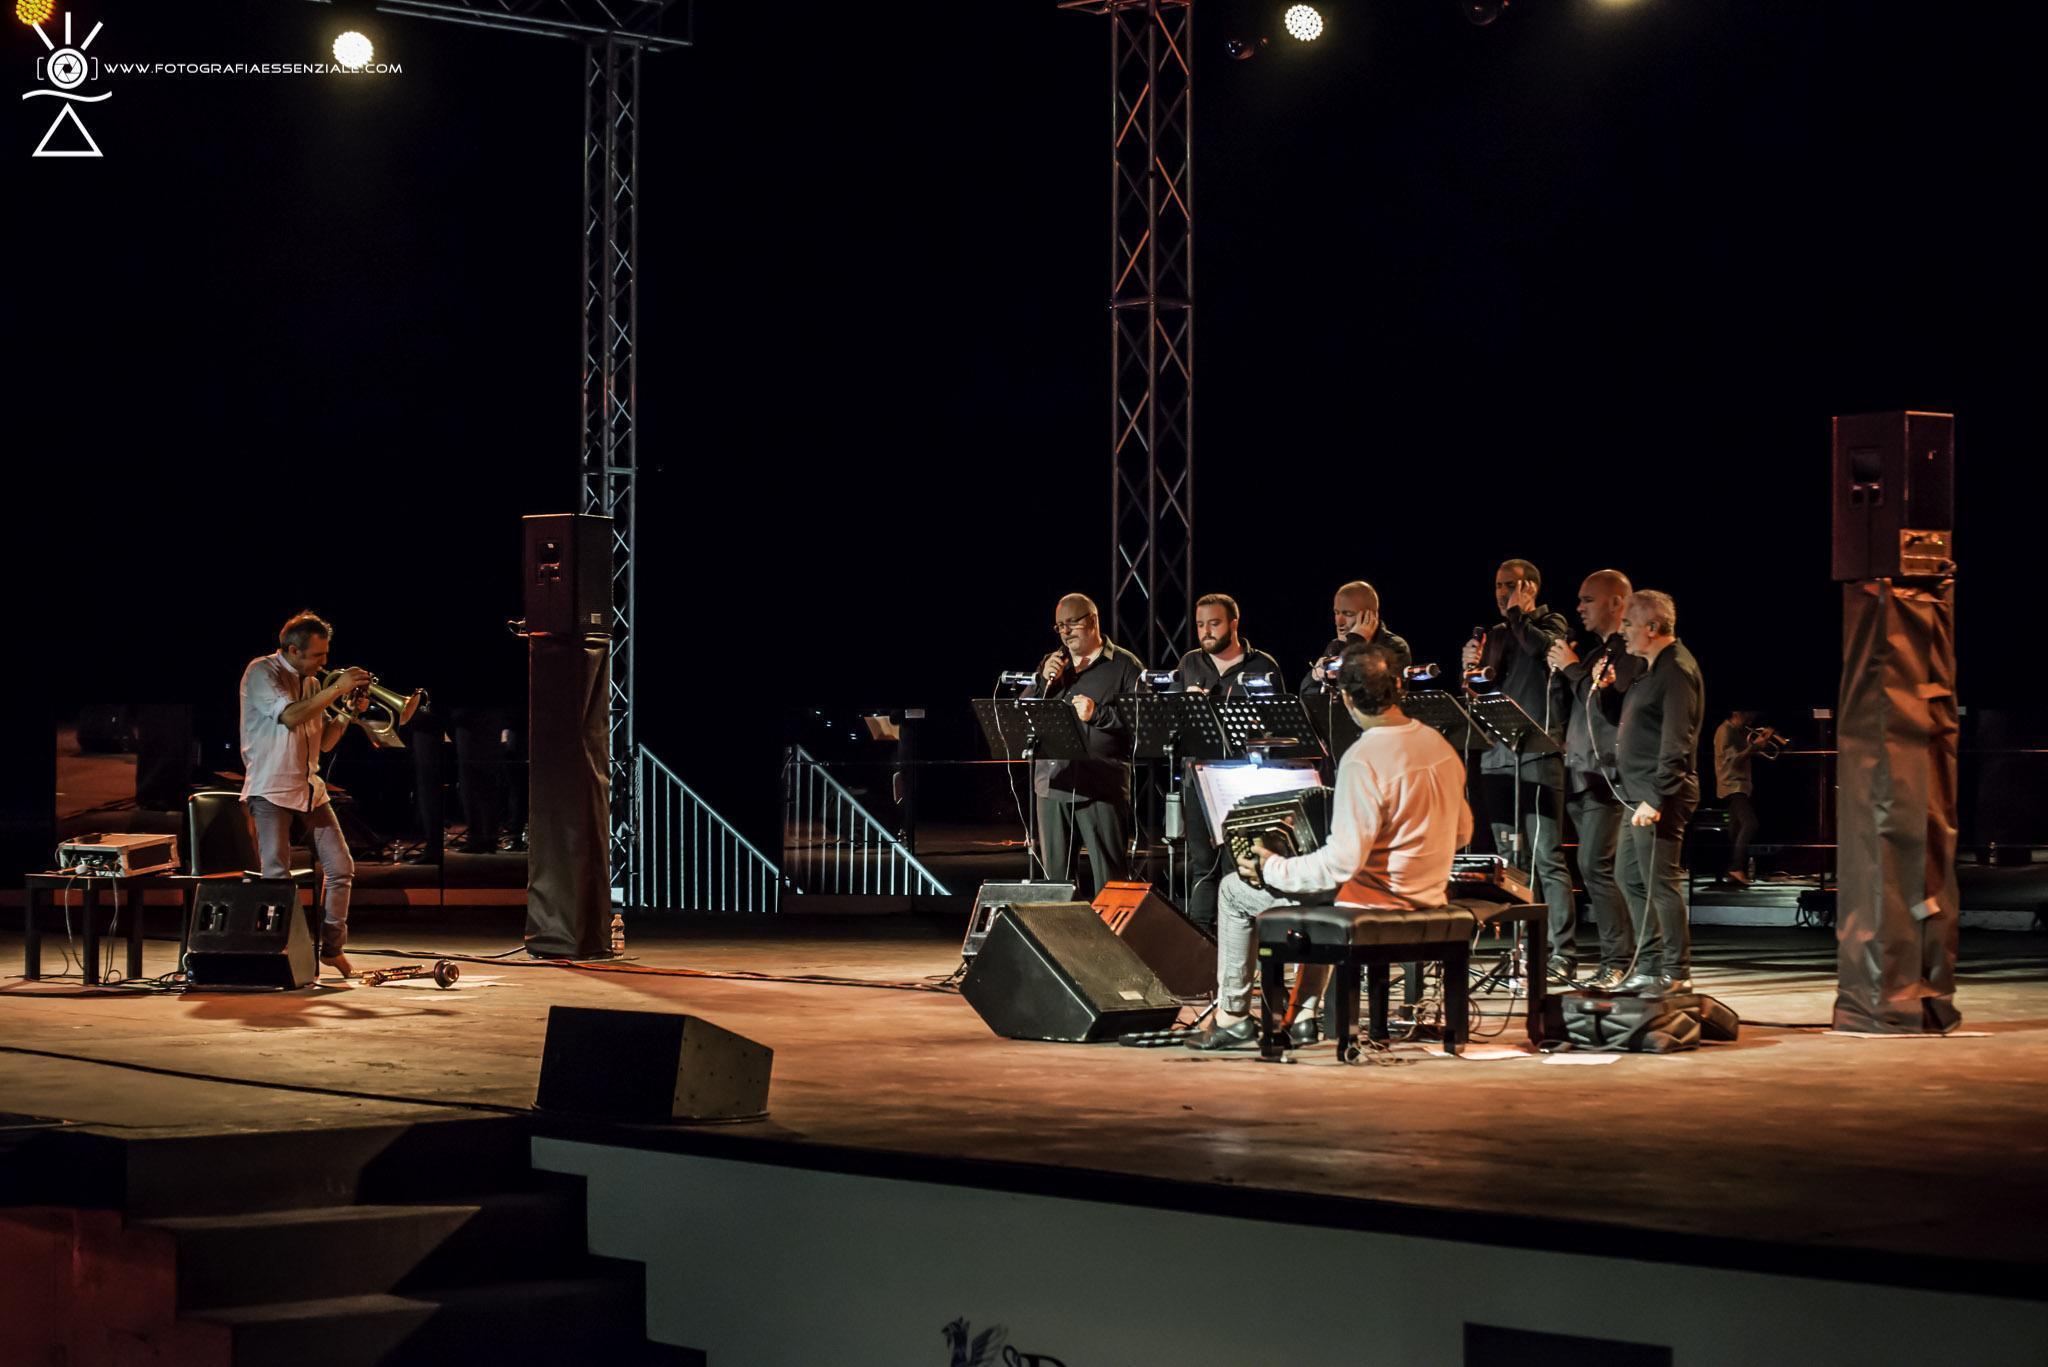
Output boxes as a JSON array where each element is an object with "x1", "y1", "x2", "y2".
[{"x1": 609, "y1": 911, "x2": 625, "y2": 956}]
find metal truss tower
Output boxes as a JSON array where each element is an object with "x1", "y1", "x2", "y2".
[
  {"x1": 305, "y1": 0, "x2": 688, "y2": 903},
  {"x1": 1064, "y1": 0, "x2": 1194, "y2": 669},
  {"x1": 579, "y1": 35, "x2": 643, "y2": 900}
]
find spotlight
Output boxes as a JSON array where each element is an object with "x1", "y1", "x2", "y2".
[
  {"x1": 15, "y1": 0, "x2": 52, "y2": 25},
  {"x1": 1462, "y1": 0, "x2": 1510, "y2": 26},
  {"x1": 333, "y1": 30, "x2": 374, "y2": 70},
  {"x1": 1282, "y1": 4, "x2": 1324, "y2": 41},
  {"x1": 1223, "y1": 36, "x2": 1268, "y2": 61}
]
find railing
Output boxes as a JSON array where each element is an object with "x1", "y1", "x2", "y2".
[
  {"x1": 636, "y1": 745, "x2": 787, "y2": 913},
  {"x1": 782, "y1": 746, "x2": 951, "y2": 897}
]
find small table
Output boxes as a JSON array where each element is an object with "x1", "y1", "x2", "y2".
[{"x1": 22, "y1": 870, "x2": 175, "y2": 985}]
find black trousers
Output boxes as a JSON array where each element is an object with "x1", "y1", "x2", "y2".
[
  {"x1": 1481, "y1": 775, "x2": 1574, "y2": 965},
  {"x1": 1617, "y1": 798, "x2": 1694, "y2": 979},
  {"x1": 1037, "y1": 792, "x2": 1130, "y2": 898},
  {"x1": 1567, "y1": 786, "x2": 1642, "y2": 972},
  {"x1": 1725, "y1": 791, "x2": 1759, "y2": 876}
]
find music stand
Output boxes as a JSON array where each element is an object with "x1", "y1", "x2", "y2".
[
  {"x1": 1215, "y1": 696, "x2": 1323, "y2": 761},
  {"x1": 1298, "y1": 690, "x2": 1360, "y2": 765},
  {"x1": 1403, "y1": 691, "x2": 1490, "y2": 758},
  {"x1": 972, "y1": 697, "x2": 1095, "y2": 880},
  {"x1": 1465, "y1": 693, "x2": 1560, "y2": 871},
  {"x1": 1130, "y1": 694, "x2": 1235, "y2": 908}
]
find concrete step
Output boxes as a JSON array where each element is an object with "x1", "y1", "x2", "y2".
[{"x1": 189, "y1": 1274, "x2": 652, "y2": 1367}]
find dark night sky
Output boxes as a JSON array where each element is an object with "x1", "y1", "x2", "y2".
[{"x1": 9, "y1": 0, "x2": 2035, "y2": 849}]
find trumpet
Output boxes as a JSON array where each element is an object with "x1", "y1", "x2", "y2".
[
  {"x1": 1746, "y1": 725, "x2": 1785, "y2": 761},
  {"x1": 323, "y1": 670, "x2": 427, "y2": 750}
]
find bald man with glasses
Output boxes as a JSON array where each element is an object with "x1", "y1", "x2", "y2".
[{"x1": 1023, "y1": 593, "x2": 1150, "y2": 895}]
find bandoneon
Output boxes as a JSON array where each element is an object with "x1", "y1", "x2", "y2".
[{"x1": 1223, "y1": 788, "x2": 1335, "y2": 890}]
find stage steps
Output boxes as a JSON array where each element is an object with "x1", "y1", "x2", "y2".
[{"x1": 3, "y1": 1116, "x2": 697, "y2": 1365}]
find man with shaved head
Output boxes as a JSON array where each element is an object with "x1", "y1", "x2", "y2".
[
  {"x1": 1548, "y1": 569, "x2": 1646, "y2": 992},
  {"x1": 1023, "y1": 592, "x2": 1149, "y2": 895},
  {"x1": 1300, "y1": 580, "x2": 1411, "y2": 694}
]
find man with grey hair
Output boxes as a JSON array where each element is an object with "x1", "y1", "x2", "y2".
[
  {"x1": 1023, "y1": 592, "x2": 1149, "y2": 895},
  {"x1": 239, "y1": 611, "x2": 370, "y2": 977},
  {"x1": 1600, "y1": 589, "x2": 1704, "y2": 995}
]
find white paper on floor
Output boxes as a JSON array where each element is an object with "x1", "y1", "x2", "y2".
[
  {"x1": 1540, "y1": 1052, "x2": 1623, "y2": 1065},
  {"x1": 1824, "y1": 1029, "x2": 1991, "y2": 1039}
]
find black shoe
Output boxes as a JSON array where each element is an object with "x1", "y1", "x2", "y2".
[
  {"x1": 1545, "y1": 957, "x2": 1578, "y2": 986},
  {"x1": 1614, "y1": 971, "x2": 1663, "y2": 996},
  {"x1": 1658, "y1": 975, "x2": 1694, "y2": 996},
  {"x1": 1585, "y1": 966, "x2": 1627, "y2": 993},
  {"x1": 1287, "y1": 1013, "x2": 1321, "y2": 1047},
  {"x1": 1185, "y1": 1017, "x2": 1260, "y2": 1051}
]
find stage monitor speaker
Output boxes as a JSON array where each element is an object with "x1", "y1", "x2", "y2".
[
  {"x1": 522, "y1": 512, "x2": 613, "y2": 638},
  {"x1": 185, "y1": 877, "x2": 316, "y2": 989},
  {"x1": 960, "y1": 904, "x2": 1181, "y2": 1043},
  {"x1": 962, "y1": 879, "x2": 1076, "y2": 961},
  {"x1": 1092, "y1": 881, "x2": 1216, "y2": 998},
  {"x1": 1831, "y1": 410, "x2": 1955, "y2": 581},
  {"x1": 534, "y1": 1006, "x2": 773, "y2": 1122}
]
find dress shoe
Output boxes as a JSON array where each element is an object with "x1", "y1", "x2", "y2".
[
  {"x1": 1723, "y1": 870, "x2": 1752, "y2": 888},
  {"x1": 1545, "y1": 957, "x2": 1578, "y2": 986},
  {"x1": 1586, "y1": 966, "x2": 1628, "y2": 993},
  {"x1": 1287, "y1": 1013, "x2": 1322, "y2": 1047},
  {"x1": 1613, "y1": 971, "x2": 1663, "y2": 996},
  {"x1": 319, "y1": 952, "x2": 355, "y2": 978},
  {"x1": 1657, "y1": 975, "x2": 1694, "y2": 996},
  {"x1": 1185, "y1": 1017, "x2": 1260, "y2": 1051}
]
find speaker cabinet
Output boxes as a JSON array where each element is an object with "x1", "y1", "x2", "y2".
[
  {"x1": 185, "y1": 877, "x2": 316, "y2": 989},
  {"x1": 1092, "y1": 881, "x2": 1216, "y2": 998},
  {"x1": 534, "y1": 1006, "x2": 773, "y2": 1122},
  {"x1": 1831, "y1": 410, "x2": 1955, "y2": 581},
  {"x1": 960, "y1": 904, "x2": 1181, "y2": 1042},
  {"x1": 961, "y1": 879, "x2": 1077, "y2": 961},
  {"x1": 522, "y1": 513, "x2": 613, "y2": 638}
]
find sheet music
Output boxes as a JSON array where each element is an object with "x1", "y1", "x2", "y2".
[{"x1": 1192, "y1": 759, "x2": 1323, "y2": 845}]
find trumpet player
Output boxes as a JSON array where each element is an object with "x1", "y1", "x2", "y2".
[
  {"x1": 238, "y1": 611, "x2": 364, "y2": 978},
  {"x1": 1713, "y1": 709, "x2": 1773, "y2": 887}
]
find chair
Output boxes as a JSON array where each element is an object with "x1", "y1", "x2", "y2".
[{"x1": 1255, "y1": 898, "x2": 1553, "y2": 1059}]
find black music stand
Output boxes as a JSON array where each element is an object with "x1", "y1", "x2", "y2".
[
  {"x1": 1298, "y1": 690, "x2": 1360, "y2": 766},
  {"x1": 1129, "y1": 694, "x2": 1234, "y2": 909},
  {"x1": 972, "y1": 697, "x2": 1094, "y2": 880},
  {"x1": 1466, "y1": 693, "x2": 1560, "y2": 871},
  {"x1": 1215, "y1": 696, "x2": 1323, "y2": 761},
  {"x1": 1403, "y1": 691, "x2": 1490, "y2": 758}
]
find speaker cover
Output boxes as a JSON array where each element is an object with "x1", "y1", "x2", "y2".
[
  {"x1": 535, "y1": 1006, "x2": 773, "y2": 1122},
  {"x1": 1092, "y1": 880, "x2": 1216, "y2": 998},
  {"x1": 525, "y1": 634, "x2": 611, "y2": 959},
  {"x1": 960, "y1": 904, "x2": 1181, "y2": 1043},
  {"x1": 185, "y1": 877, "x2": 316, "y2": 989}
]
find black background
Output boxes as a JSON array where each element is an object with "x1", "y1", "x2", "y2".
[{"x1": 8, "y1": 1, "x2": 2035, "y2": 849}]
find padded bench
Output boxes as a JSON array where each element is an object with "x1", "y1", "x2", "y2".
[{"x1": 1255, "y1": 897, "x2": 1551, "y2": 1060}]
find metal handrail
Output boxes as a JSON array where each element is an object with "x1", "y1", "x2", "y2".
[
  {"x1": 636, "y1": 745, "x2": 787, "y2": 913},
  {"x1": 782, "y1": 746, "x2": 950, "y2": 897}
]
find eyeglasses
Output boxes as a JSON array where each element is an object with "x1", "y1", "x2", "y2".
[{"x1": 1052, "y1": 617, "x2": 1097, "y2": 633}]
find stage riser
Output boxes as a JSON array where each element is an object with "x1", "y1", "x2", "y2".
[{"x1": 538, "y1": 1139, "x2": 2048, "y2": 1367}]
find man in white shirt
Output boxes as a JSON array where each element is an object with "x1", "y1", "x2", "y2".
[
  {"x1": 1189, "y1": 642, "x2": 1474, "y2": 1050},
  {"x1": 239, "y1": 612, "x2": 371, "y2": 977}
]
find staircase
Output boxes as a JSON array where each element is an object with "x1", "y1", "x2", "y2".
[{"x1": 1, "y1": 1117, "x2": 695, "y2": 1365}]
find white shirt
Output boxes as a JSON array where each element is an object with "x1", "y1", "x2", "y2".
[
  {"x1": 1263, "y1": 717, "x2": 1473, "y2": 908},
  {"x1": 239, "y1": 652, "x2": 329, "y2": 811}
]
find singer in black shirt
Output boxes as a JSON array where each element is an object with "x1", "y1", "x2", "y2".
[
  {"x1": 1023, "y1": 593, "x2": 1149, "y2": 896},
  {"x1": 1549, "y1": 569, "x2": 1646, "y2": 993},
  {"x1": 1167, "y1": 593, "x2": 1283, "y2": 930},
  {"x1": 1599, "y1": 589, "x2": 1704, "y2": 995},
  {"x1": 1297, "y1": 580, "x2": 1413, "y2": 694},
  {"x1": 1462, "y1": 558, "x2": 1575, "y2": 980}
]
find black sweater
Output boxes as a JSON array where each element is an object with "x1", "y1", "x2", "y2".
[
  {"x1": 1024, "y1": 640, "x2": 1150, "y2": 801},
  {"x1": 1604, "y1": 638, "x2": 1703, "y2": 811}
]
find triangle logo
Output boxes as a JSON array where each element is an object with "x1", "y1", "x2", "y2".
[{"x1": 33, "y1": 103, "x2": 103, "y2": 158}]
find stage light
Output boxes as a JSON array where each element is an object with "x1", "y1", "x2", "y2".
[
  {"x1": 1223, "y1": 36, "x2": 1267, "y2": 61},
  {"x1": 1282, "y1": 5, "x2": 1324, "y2": 42},
  {"x1": 333, "y1": 30, "x2": 374, "y2": 70},
  {"x1": 16, "y1": 0, "x2": 53, "y2": 25}
]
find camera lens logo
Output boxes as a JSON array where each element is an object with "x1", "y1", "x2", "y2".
[{"x1": 24, "y1": 7, "x2": 107, "y2": 158}]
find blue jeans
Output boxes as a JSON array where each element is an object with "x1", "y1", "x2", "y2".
[{"x1": 247, "y1": 796, "x2": 354, "y2": 956}]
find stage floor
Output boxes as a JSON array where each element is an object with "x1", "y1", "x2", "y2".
[{"x1": 4, "y1": 915, "x2": 2046, "y2": 1300}]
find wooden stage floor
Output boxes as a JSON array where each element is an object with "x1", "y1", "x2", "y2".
[{"x1": 4, "y1": 915, "x2": 2046, "y2": 1300}]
